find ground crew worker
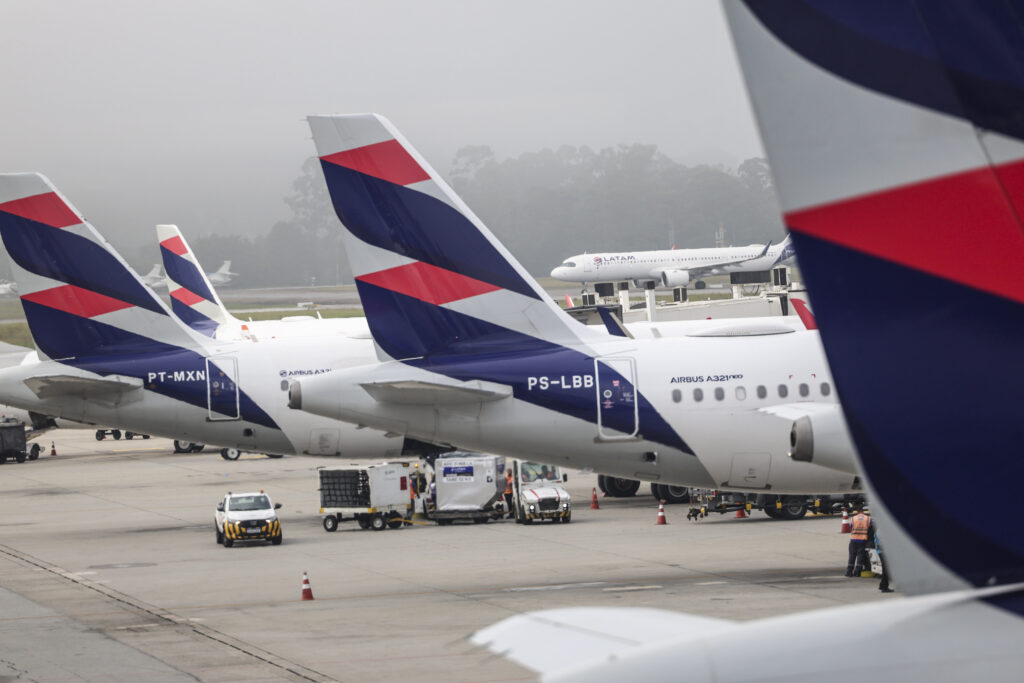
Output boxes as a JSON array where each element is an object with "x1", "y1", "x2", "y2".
[
  {"x1": 504, "y1": 468, "x2": 514, "y2": 518},
  {"x1": 869, "y1": 519, "x2": 894, "y2": 592},
  {"x1": 846, "y1": 507, "x2": 871, "y2": 577}
]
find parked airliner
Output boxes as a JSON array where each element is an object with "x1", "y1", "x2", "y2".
[
  {"x1": 550, "y1": 235, "x2": 794, "y2": 289},
  {"x1": 471, "y1": 2, "x2": 1024, "y2": 680},
  {"x1": 0, "y1": 174, "x2": 401, "y2": 459},
  {"x1": 288, "y1": 113, "x2": 857, "y2": 496}
]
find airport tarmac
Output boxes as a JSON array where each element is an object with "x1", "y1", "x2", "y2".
[{"x1": 0, "y1": 430, "x2": 894, "y2": 682}]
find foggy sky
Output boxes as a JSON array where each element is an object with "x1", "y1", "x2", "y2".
[{"x1": 1, "y1": 0, "x2": 762, "y2": 256}]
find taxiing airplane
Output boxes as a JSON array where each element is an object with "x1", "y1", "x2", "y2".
[
  {"x1": 206, "y1": 260, "x2": 237, "y2": 286},
  {"x1": 471, "y1": 2, "x2": 1024, "y2": 680},
  {"x1": 288, "y1": 114, "x2": 857, "y2": 496},
  {"x1": 0, "y1": 173, "x2": 401, "y2": 460},
  {"x1": 550, "y1": 235, "x2": 795, "y2": 289}
]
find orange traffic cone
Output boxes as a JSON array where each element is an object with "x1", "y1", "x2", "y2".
[
  {"x1": 50, "y1": 441, "x2": 56, "y2": 456},
  {"x1": 590, "y1": 488, "x2": 600, "y2": 510},
  {"x1": 840, "y1": 509, "x2": 851, "y2": 533},
  {"x1": 735, "y1": 509, "x2": 747, "y2": 518},
  {"x1": 656, "y1": 500, "x2": 668, "y2": 525},
  {"x1": 301, "y1": 572, "x2": 314, "y2": 601}
]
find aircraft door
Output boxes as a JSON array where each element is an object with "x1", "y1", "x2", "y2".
[
  {"x1": 595, "y1": 357, "x2": 639, "y2": 440},
  {"x1": 206, "y1": 356, "x2": 240, "y2": 421}
]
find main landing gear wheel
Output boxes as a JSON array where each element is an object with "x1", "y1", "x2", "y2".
[
  {"x1": 604, "y1": 477, "x2": 640, "y2": 497},
  {"x1": 220, "y1": 448, "x2": 241, "y2": 461},
  {"x1": 173, "y1": 440, "x2": 192, "y2": 453}
]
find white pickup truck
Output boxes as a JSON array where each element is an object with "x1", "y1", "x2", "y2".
[
  {"x1": 511, "y1": 460, "x2": 572, "y2": 524},
  {"x1": 214, "y1": 491, "x2": 283, "y2": 547}
]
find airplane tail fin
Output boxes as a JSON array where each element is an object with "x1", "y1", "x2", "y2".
[
  {"x1": 0, "y1": 173, "x2": 202, "y2": 360},
  {"x1": 726, "y1": 1, "x2": 1024, "y2": 593},
  {"x1": 216, "y1": 260, "x2": 233, "y2": 275},
  {"x1": 158, "y1": 225, "x2": 235, "y2": 336},
  {"x1": 306, "y1": 114, "x2": 601, "y2": 361}
]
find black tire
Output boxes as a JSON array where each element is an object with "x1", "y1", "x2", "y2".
[
  {"x1": 561, "y1": 514, "x2": 572, "y2": 524},
  {"x1": 125, "y1": 432, "x2": 134, "y2": 440},
  {"x1": 221, "y1": 448, "x2": 240, "y2": 461},
  {"x1": 323, "y1": 516, "x2": 339, "y2": 532},
  {"x1": 15, "y1": 451, "x2": 26, "y2": 463},
  {"x1": 597, "y1": 474, "x2": 608, "y2": 496},
  {"x1": 605, "y1": 477, "x2": 641, "y2": 497},
  {"x1": 370, "y1": 515, "x2": 387, "y2": 531},
  {"x1": 651, "y1": 483, "x2": 666, "y2": 500},
  {"x1": 112, "y1": 430, "x2": 121, "y2": 440},
  {"x1": 142, "y1": 434, "x2": 150, "y2": 440},
  {"x1": 173, "y1": 440, "x2": 191, "y2": 453},
  {"x1": 775, "y1": 496, "x2": 809, "y2": 521},
  {"x1": 95, "y1": 430, "x2": 105, "y2": 441},
  {"x1": 28, "y1": 443, "x2": 40, "y2": 460},
  {"x1": 0, "y1": 453, "x2": 5, "y2": 465},
  {"x1": 215, "y1": 526, "x2": 223, "y2": 545},
  {"x1": 357, "y1": 517, "x2": 371, "y2": 529},
  {"x1": 191, "y1": 444, "x2": 206, "y2": 453},
  {"x1": 271, "y1": 536, "x2": 283, "y2": 546},
  {"x1": 387, "y1": 515, "x2": 404, "y2": 529},
  {"x1": 266, "y1": 453, "x2": 284, "y2": 459},
  {"x1": 661, "y1": 485, "x2": 690, "y2": 505},
  {"x1": 472, "y1": 517, "x2": 488, "y2": 524},
  {"x1": 223, "y1": 537, "x2": 233, "y2": 548},
  {"x1": 763, "y1": 500, "x2": 780, "y2": 519}
]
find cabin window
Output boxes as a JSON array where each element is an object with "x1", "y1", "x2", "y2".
[
  {"x1": 778, "y1": 384, "x2": 789, "y2": 398},
  {"x1": 735, "y1": 386, "x2": 746, "y2": 401},
  {"x1": 693, "y1": 388, "x2": 704, "y2": 402},
  {"x1": 671, "y1": 389, "x2": 682, "y2": 403},
  {"x1": 820, "y1": 382, "x2": 832, "y2": 397},
  {"x1": 756, "y1": 385, "x2": 767, "y2": 399},
  {"x1": 714, "y1": 387, "x2": 725, "y2": 401},
  {"x1": 798, "y1": 383, "x2": 809, "y2": 397}
]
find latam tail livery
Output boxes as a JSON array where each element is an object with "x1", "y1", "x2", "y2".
[
  {"x1": 0, "y1": 174, "x2": 397, "y2": 459},
  {"x1": 471, "y1": 2, "x2": 1024, "y2": 680},
  {"x1": 289, "y1": 114, "x2": 858, "y2": 495}
]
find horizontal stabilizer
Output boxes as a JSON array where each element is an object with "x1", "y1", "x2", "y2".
[
  {"x1": 470, "y1": 607, "x2": 732, "y2": 676},
  {"x1": 24, "y1": 373, "x2": 143, "y2": 399},
  {"x1": 360, "y1": 378, "x2": 512, "y2": 405}
]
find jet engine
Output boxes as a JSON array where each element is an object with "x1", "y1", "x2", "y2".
[
  {"x1": 660, "y1": 269, "x2": 690, "y2": 287},
  {"x1": 788, "y1": 404, "x2": 858, "y2": 475}
]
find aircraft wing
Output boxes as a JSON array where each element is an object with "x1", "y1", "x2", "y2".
[
  {"x1": 24, "y1": 374, "x2": 144, "y2": 400},
  {"x1": 470, "y1": 607, "x2": 733, "y2": 676},
  {"x1": 359, "y1": 378, "x2": 512, "y2": 405}
]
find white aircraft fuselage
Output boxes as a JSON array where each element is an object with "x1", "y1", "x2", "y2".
[
  {"x1": 551, "y1": 239, "x2": 795, "y2": 286},
  {"x1": 293, "y1": 327, "x2": 856, "y2": 494}
]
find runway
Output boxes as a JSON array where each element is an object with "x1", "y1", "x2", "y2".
[{"x1": 0, "y1": 430, "x2": 893, "y2": 681}]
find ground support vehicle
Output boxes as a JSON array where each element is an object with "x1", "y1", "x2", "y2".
[
  {"x1": 684, "y1": 489, "x2": 868, "y2": 521},
  {"x1": 319, "y1": 463, "x2": 412, "y2": 531},
  {"x1": 510, "y1": 460, "x2": 572, "y2": 524},
  {"x1": 423, "y1": 453, "x2": 505, "y2": 525},
  {"x1": 0, "y1": 420, "x2": 30, "y2": 464},
  {"x1": 214, "y1": 491, "x2": 283, "y2": 547}
]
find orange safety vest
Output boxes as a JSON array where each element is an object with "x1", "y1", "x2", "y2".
[
  {"x1": 851, "y1": 514, "x2": 870, "y2": 541},
  {"x1": 504, "y1": 471, "x2": 513, "y2": 495}
]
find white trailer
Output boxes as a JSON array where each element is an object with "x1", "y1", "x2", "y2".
[{"x1": 318, "y1": 462, "x2": 413, "y2": 531}]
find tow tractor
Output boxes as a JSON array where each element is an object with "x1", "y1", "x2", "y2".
[{"x1": 510, "y1": 460, "x2": 572, "y2": 524}]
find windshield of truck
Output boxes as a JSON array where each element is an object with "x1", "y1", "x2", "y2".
[
  {"x1": 519, "y1": 462, "x2": 560, "y2": 483},
  {"x1": 227, "y1": 495, "x2": 271, "y2": 511}
]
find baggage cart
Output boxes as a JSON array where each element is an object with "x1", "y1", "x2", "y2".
[
  {"x1": 319, "y1": 463, "x2": 413, "y2": 531},
  {"x1": 0, "y1": 420, "x2": 29, "y2": 464}
]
